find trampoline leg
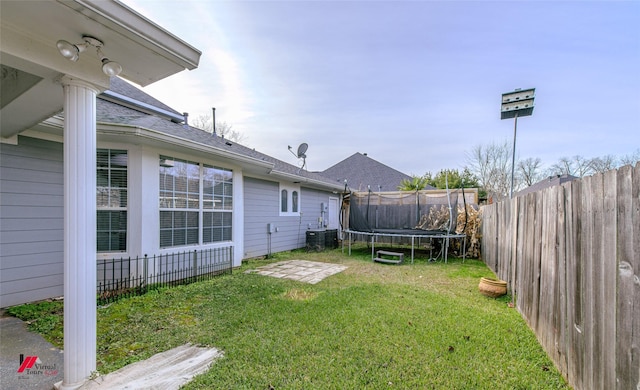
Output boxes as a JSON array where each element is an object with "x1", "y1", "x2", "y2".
[
  {"x1": 445, "y1": 237, "x2": 449, "y2": 263},
  {"x1": 429, "y1": 238, "x2": 433, "y2": 261},
  {"x1": 371, "y1": 235, "x2": 375, "y2": 261},
  {"x1": 411, "y1": 236, "x2": 415, "y2": 264},
  {"x1": 462, "y1": 236, "x2": 467, "y2": 263}
]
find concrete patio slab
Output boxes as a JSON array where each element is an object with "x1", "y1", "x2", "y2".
[
  {"x1": 77, "y1": 344, "x2": 222, "y2": 390},
  {"x1": 246, "y1": 260, "x2": 348, "y2": 284}
]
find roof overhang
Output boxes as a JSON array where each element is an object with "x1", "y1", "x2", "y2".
[
  {"x1": 28, "y1": 116, "x2": 276, "y2": 174},
  {"x1": 26, "y1": 117, "x2": 344, "y2": 193},
  {"x1": 1, "y1": 0, "x2": 201, "y2": 139},
  {"x1": 266, "y1": 170, "x2": 345, "y2": 192}
]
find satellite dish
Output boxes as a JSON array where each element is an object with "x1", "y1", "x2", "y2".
[
  {"x1": 288, "y1": 142, "x2": 308, "y2": 171},
  {"x1": 297, "y1": 143, "x2": 308, "y2": 158}
]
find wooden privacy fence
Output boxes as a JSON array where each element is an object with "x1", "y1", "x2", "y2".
[{"x1": 481, "y1": 163, "x2": 639, "y2": 390}]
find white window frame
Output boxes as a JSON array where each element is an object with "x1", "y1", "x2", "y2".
[
  {"x1": 279, "y1": 183, "x2": 301, "y2": 216},
  {"x1": 159, "y1": 155, "x2": 233, "y2": 249},
  {"x1": 96, "y1": 148, "x2": 128, "y2": 253}
]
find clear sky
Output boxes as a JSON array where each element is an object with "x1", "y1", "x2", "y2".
[{"x1": 122, "y1": 0, "x2": 640, "y2": 176}]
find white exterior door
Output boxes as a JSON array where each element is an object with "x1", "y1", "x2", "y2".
[{"x1": 328, "y1": 197, "x2": 340, "y2": 230}]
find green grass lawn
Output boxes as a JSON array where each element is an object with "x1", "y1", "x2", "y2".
[{"x1": 7, "y1": 246, "x2": 569, "y2": 389}]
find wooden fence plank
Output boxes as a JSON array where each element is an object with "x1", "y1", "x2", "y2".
[
  {"x1": 518, "y1": 192, "x2": 537, "y2": 324},
  {"x1": 602, "y1": 169, "x2": 617, "y2": 390},
  {"x1": 527, "y1": 192, "x2": 538, "y2": 326},
  {"x1": 507, "y1": 198, "x2": 515, "y2": 282},
  {"x1": 514, "y1": 196, "x2": 526, "y2": 299},
  {"x1": 591, "y1": 173, "x2": 605, "y2": 390},
  {"x1": 555, "y1": 182, "x2": 568, "y2": 378},
  {"x1": 581, "y1": 174, "x2": 596, "y2": 390},
  {"x1": 506, "y1": 196, "x2": 518, "y2": 285},
  {"x1": 531, "y1": 190, "x2": 544, "y2": 332},
  {"x1": 538, "y1": 186, "x2": 557, "y2": 353},
  {"x1": 616, "y1": 164, "x2": 639, "y2": 389},
  {"x1": 615, "y1": 165, "x2": 632, "y2": 390},
  {"x1": 499, "y1": 200, "x2": 511, "y2": 279},
  {"x1": 632, "y1": 162, "x2": 640, "y2": 390},
  {"x1": 566, "y1": 179, "x2": 584, "y2": 389}
]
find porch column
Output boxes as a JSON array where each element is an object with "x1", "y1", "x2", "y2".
[{"x1": 59, "y1": 77, "x2": 99, "y2": 390}]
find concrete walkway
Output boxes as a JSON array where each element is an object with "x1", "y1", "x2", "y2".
[
  {"x1": 245, "y1": 260, "x2": 348, "y2": 284},
  {"x1": 1, "y1": 312, "x2": 221, "y2": 390},
  {"x1": 78, "y1": 344, "x2": 222, "y2": 390},
  {"x1": 0, "y1": 314, "x2": 64, "y2": 390}
]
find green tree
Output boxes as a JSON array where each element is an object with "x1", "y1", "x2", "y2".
[
  {"x1": 397, "y1": 176, "x2": 430, "y2": 191},
  {"x1": 424, "y1": 168, "x2": 479, "y2": 189}
]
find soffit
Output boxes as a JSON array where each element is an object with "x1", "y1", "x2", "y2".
[{"x1": 0, "y1": 0, "x2": 201, "y2": 139}]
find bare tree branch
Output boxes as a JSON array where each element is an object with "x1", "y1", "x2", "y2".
[
  {"x1": 186, "y1": 113, "x2": 248, "y2": 145},
  {"x1": 548, "y1": 155, "x2": 594, "y2": 177},
  {"x1": 590, "y1": 155, "x2": 617, "y2": 174},
  {"x1": 619, "y1": 149, "x2": 640, "y2": 166},
  {"x1": 517, "y1": 157, "x2": 543, "y2": 187},
  {"x1": 465, "y1": 140, "x2": 514, "y2": 200}
]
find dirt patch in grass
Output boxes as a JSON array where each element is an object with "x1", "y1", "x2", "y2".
[{"x1": 282, "y1": 288, "x2": 318, "y2": 301}]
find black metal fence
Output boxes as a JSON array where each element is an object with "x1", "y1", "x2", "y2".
[{"x1": 97, "y1": 247, "x2": 233, "y2": 305}]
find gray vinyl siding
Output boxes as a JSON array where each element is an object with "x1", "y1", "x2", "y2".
[
  {"x1": 0, "y1": 136, "x2": 64, "y2": 308},
  {"x1": 243, "y1": 177, "x2": 335, "y2": 258}
]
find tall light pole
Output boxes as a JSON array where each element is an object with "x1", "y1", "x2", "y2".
[{"x1": 501, "y1": 88, "x2": 535, "y2": 198}]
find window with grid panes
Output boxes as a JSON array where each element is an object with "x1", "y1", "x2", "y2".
[
  {"x1": 202, "y1": 164, "x2": 233, "y2": 243},
  {"x1": 159, "y1": 156, "x2": 233, "y2": 248},
  {"x1": 97, "y1": 149, "x2": 128, "y2": 252}
]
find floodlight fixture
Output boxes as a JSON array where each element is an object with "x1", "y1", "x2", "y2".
[{"x1": 56, "y1": 35, "x2": 122, "y2": 76}]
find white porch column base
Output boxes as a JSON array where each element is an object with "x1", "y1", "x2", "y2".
[{"x1": 59, "y1": 76, "x2": 100, "y2": 389}]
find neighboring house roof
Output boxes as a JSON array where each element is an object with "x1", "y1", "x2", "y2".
[
  {"x1": 515, "y1": 174, "x2": 578, "y2": 197},
  {"x1": 92, "y1": 78, "x2": 343, "y2": 191},
  {"x1": 320, "y1": 152, "x2": 426, "y2": 192}
]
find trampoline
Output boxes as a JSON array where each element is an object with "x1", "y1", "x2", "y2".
[{"x1": 342, "y1": 188, "x2": 471, "y2": 263}]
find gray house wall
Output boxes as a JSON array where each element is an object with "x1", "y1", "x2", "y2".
[
  {"x1": 0, "y1": 136, "x2": 64, "y2": 308},
  {"x1": 0, "y1": 137, "x2": 341, "y2": 307},
  {"x1": 243, "y1": 176, "x2": 337, "y2": 258}
]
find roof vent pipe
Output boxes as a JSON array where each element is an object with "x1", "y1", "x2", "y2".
[
  {"x1": 212, "y1": 107, "x2": 216, "y2": 136},
  {"x1": 183, "y1": 112, "x2": 189, "y2": 125}
]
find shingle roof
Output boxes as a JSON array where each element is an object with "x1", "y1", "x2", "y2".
[
  {"x1": 320, "y1": 152, "x2": 422, "y2": 192},
  {"x1": 514, "y1": 174, "x2": 578, "y2": 197},
  {"x1": 108, "y1": 77, "x2": 181, "y2": 117},
  {"x1": 93, "y1": 78, "x2": 341, "y2": 190}
]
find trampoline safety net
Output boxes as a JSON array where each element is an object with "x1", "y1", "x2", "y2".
[{"x1": 347, "y1": 190, "x2": 465, "y2": 234}]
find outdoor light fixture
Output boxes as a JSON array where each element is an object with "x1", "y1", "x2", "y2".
[
  {"x1": 56, "y1": 40, "x2": 82, "y2": 62},
  {"x1": 56, "y1": 35, "x2": 122, "y2": 76},
  {"x1": 501, "y1": 88, "x2": 535, "y2": 198},
  {"x1": 97, "y1": 48, "x2": 122, "y2": 76}
]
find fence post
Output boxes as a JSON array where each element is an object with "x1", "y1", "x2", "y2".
[
  {"x1": 143, "y1": 254, "x2": 148, "y2": 291},
  {"x1": 193, "y1": 250, "x2": 198, "y2": 281}
]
